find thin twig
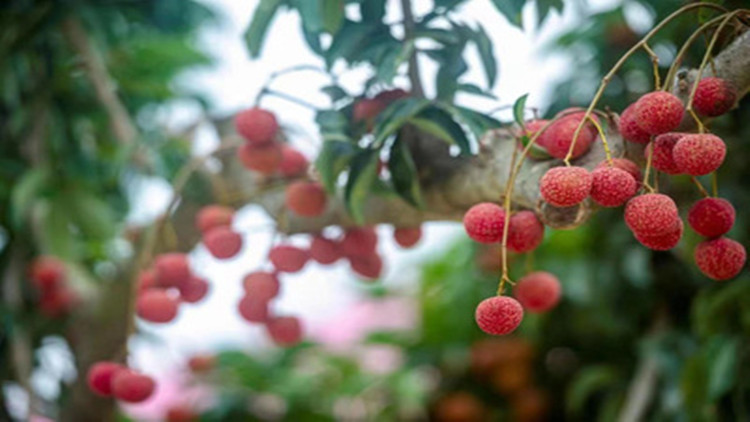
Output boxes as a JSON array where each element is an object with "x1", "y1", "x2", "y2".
[{"x1": 400, "y1": 0, "x2": 425, "y2": 98}]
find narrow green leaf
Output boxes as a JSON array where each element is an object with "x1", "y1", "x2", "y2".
[
  {"x1": 408, "y1": 106, "x2": 472, "y2": 156},
  {"x1": 243, "y1": 0, "x2": 284, "y2": 58},
  {"x1": 490, "y1": 0, "x2": 526, "y2": 27},
  {"x1": 293, "y1": 0, "x2": 324, "y2": 33},
  {"x1": 360, "y1": 0, "x2": 386, "y2": 22},
  {"x1": 446, "y1": 105, "x2": 503, "y2": 140},
  {"x1": 388, "y1": 136, "x2": 422, "y2": 207},
  {"x1": 10, "y1": 168, "x2": 48, "y2": 228},
  {"x1": 344, "y1": 149, "x2": 379, "y2": 224},
  {"x1": 324, "y1": 21, "x2": 374, "y2": 68},
  {"x1": 472, "y1": 25, "x2": 497, "y2": 88},
  {"x1": 40, "y1": 199, "x2": 78, "y2": 259},
  {"x1": 513, "y1": 93, "x2": 530, "y2": 127},
  {"x1": 60, "y1": 190, "x2": 118, "y2": 240},
  {"x1": 372, "y1": 97, "x2": 431, "y2": 146},
  {"x1": 708, "y1": 336, "x2": 739, "y2": 399},
  {"x1": 321, "y1": 0, "x2": 344, "y2": 34},
  {"x1": 457, "y1": 83, "x2": 497, "y2": 99},
  {"x1": 315, "y1": 109, "x2": 349, "y2": 137},
  {"x1": 566, "y1": 366, "x2": 620, "y2": 415},
  {"x1": 536, "y1": 0, "x2": 564, "y2": 25},
  {"x1": 320, "y1": 85, "x2": 349, "y2": 102},
  {"x1": 315, "y1": 140, "x2": 356, "y2": 193}
]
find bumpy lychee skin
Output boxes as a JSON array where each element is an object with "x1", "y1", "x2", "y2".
[
  {"x1": 309, "y1": 236, "x2": 341, "y2": 264},
  {"x1": 237, "y1": 142, "x2": 282, "y2": 175},
  {"x1": 242, "y1": 271, "x2": 280, "y2": 300},
  {"x1": 195, "y1": 205, "x2": 234, "y2": 234},
  {"x1": 463, "y1": 203, "x2": 507, "y2": 244},
  {"x1": 285, "y1": 181, "x2": 327, "y2": 217},
  {"x1": 111, "y1": 370, "x2": 156, "y2": 403},
  {"x1": 341, "y1": 227, "x2": 378, "y2": 256},
  {"x1": 619, "y1": 103, "x2": 651, "y2": 144},
  {"x1": 394, "y1": 227, "x2": 422, "y2": 248},
  {"x1": 694, "y1": 237, "x2": 746, "y2": 281},
  {"x1": 203, "y1": 226, "x2": 242, "y2": 259},
  {"x1": 266, "y1": 316, "x2": 303, "y2": 346},
  {"x1": 349, "y1": 253, "x2": 383, "y2": 279},
  {"x1": 542, "y1": 115, "x2": 596, "y2": 159},
  {"x1": 624, "y1": 193, "x2": 680, "y2": 237},
  {"x1": 178, "y1": 276, "x2": 209, "y2": 303},
  {"x1": 634, "y1": 91, "x2": 685, "y2": 135},
  {"x1": 278, "y1": 145, "x2": 309, "y2": 178},
  {"x1": 269, "y1": 245, "x2": 310, "y2": 273},
  {"x1": 475, "y1": 296, "x2": 524, "y2": 336},
  {"x1": 507, "y1": 211, "x2": 544, "y2": 253},
  {"x1": 235, "y1": 107, "x2": 278, "y2": 145},
  {"x1": 238, "y1": 295, "x2": 269, "y2": 323},
  {"x1": 693, "y1": 77, "x2": 738, "y2": 117},
  {"x1": 539, "y1": 166, "x2": 593, "y2": 207},
  {"x1": 524, "y1": 119, "x2": 550, "y2": 146},
  {"x1": 136, "y1": 289, "x2": 179, "y2": 323},
  {"x1": 672, "y1": 134, "x2": 726, "y2": 176},
  {"x1": 514, "y1": 272, "x2": 561, "y2": 313},
  {"x1": 645, "y1": 133, "x2": 685, "y2": 175},
  {"x1": 688, "y1": 197, "x2": 735, "y2": 238},
  {"x1": 596, "y1": 158, "x2": 642, "y2": 182},
  {"x1": 635, "y1": 219, "x2": 683, "y2": 251},
  {"x1": 87, "y1": 362, "x2": 125, "y2": 396},
  {"x1": 29, "y1": 256, "x2": 66, "y2": 290},
  {"x1": 590, "y1": 166, "x2": 637, "y2": 207},
  {"x1": 154, "y1": 253, "x2": 191, "y2": 288}
]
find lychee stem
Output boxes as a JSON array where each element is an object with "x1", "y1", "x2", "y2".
[
  {"x1": 641, "y1": 146, "x2": 656, "y2": 194},
  {"x1": 586, "y1": 116, "x2": 612, "y2": 164},
  {"x1": 259, "y1": 89, "x2": 321, "y2": 111},
  {"x1": 711, "y1": 173, "x2": 719, "y2": 197},
  {"x1": 642, "y1": 43, "x2": 661, "y2": 90},
  {"x1": 691, "y1": 176, "x2": 710, "y2": 198}
]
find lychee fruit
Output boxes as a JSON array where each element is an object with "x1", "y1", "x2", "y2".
[
  {"x1": 687, "y1": 197, "x2": 735, "y2": 238},
  {"x1": 340, "y1": 227, "x2": 378, "y2": 257},
  {"x1": 38, "y1": 287, "x2": 77, "y2": 317},
  {"x1": 165, "y1": 405, "x2": 198, "y2": 422},
  {"x1": 514, "y1": 271, "x2": 561, "y2": 313},
  {"x1": 285, "y1": 181, "x2": 327, "y2": 217},
  {"x1": 154, "y1": 253, "x2": 191, "y2": 288},
  {"x1": 590, "y1": 166, "x2": 637, "y2": 207},
  {"x1": 619, "y1": 103, "x2": 651, "y2": 143},
  {"x1": 266, "y1": 316, "x2": 303, "y2": 346},
  {"x1": 524, "y1": 119, "x2": 550, "y2": 146},
  {"x1": 645, "y1": 132, "x2": 685, "y2": 175},
  {"x1": 634, "y1": 91, "x2": 685, "y2": 135},
  {"x1": 237, "y1": 142, "x2": 282, "y2": 175},
  {"x1": 394, "y1": 226, "x2": 422, "y2": 248},
  {"x1": 694, "y1": 237, "x2": 746, "y2": 281},
  {"x1": 475, "y1": 296, "x2": 524, "y2": 336},
  {"x1": 539, "y1": 166, "x2": 592, "y2": 207},
  {"x1": 87, "y1": 361, "x2": 125, "y2": 397},
  {"x1": 353, "y1": 98, "x2": 385, "y2": 124},
  {"x1": 195, "y1": 205, "x2": 234, "y2": 234},
  {"x1": 187, "y1": 354, "x2": 215, "y2": 373},
  {"x1": 349, "y1": 253, "x2": 383, "y2": 279},
  {"x1": 672, "y1": 133, "x2": 726, "y2": 176},
  {"x1": 278, "y1": 145, "x2": 309, "y2": 178},
  {"x1": 269, "y1": 245, "x2": 310, "y2": 273},
  {"x1": 693, "y1": 77, "x2": 737, "y2": 117},
  {"x1": 137, "y1": 269, "x2": 158, "y2": 293},
  {"x1": 463, "y1": 203, "x2": 506, "y2": 244},
  {"x1": 635, "y1": 219, "x2": 683, "y2": 251},
  {"x1": 596, "y1": 158, "x2": 642, "y2": 182},
  {"x1": 136, "y1": 289, "x2": 179, "y2": 323},
  {"x1": 235, "y1": 107, "x2": 278, "y2": 145},
  {"x1": 203, "y1": 226, "x2": 243, "y2": 259},
  {"x1": 309, "y1": 235, "x2": 342, "y2": 265},
  {"x1": 242, "y1": 271, "x2": 280, "y2": 300},
  {"x1": 373, "y1": 89, "x2": 409, "y2": 104},
  {"x1": 178, "y1": 276, "x2": 209, "y2": 303},
  {"x1": 542, "y1": 114, "x2": 597, "y2": 159},
  {"x1": 238, "y1": 295, "x2": 269, "y2": 323},
  {"x1": 29, "y1": 256, "x2": 66, "y2": 290},
  {"x1": 624, "y1": 193, "x2": 680, "y2": 237},
  {"x1": 111, "y1": 370, "x2": 156, "y2": 403},
  {"x1": 507, "y1": 211, "x2": 544, "y2": 253}
]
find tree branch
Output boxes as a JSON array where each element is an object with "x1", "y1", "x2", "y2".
[{"x1": 400, "y1": 0, "x2": 425, "y2": 98}]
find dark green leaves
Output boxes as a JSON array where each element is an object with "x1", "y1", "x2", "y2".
[
  {"x1": 472, "y1": 25, "x2": 497, "y2": 89},
  {"x1": 408, "y1": 106, "x2": 471, "y2": 156},
  {"x1": 315, "y1": 109, "x2": 350, "y2": 141},
  {"x1": 315, "y1": 140, "x2": 355, "y2": 193},
  {"x1": 388, "y1": 137, "x2": 422, "y2": 207},
  {"x1": 490, "y1": 0, "x2": 526, "y2": 28},
  {"x1": 344, "y1": 149, "x2": 379, "y2": 223},
  {"x1": 244, "y1": 0, "x2": 284, "y2": 58},
  {"x1": 513, "y1": 93, "x2": 529, "y2": 126},
  {"x1": 372, "y1": 97, "x2": 431, "y2": 146}
]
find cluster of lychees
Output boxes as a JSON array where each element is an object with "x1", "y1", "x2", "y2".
[
  {"x1": 87, "y1": 361, "x2": 156, "y2": 403},
  {"x1": 466, "y1": 77, "x2": 746, "y2": 337},
  {"x1": 28, "y1": 256, "x2": 78, "y2": 317}
]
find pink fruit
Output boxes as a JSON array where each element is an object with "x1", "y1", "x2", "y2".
[
  {"x1": 269, "y1": 245, "x2": 310, "y2": 273},
  {"x1": 29, "y1": 256, "x2": 66, "y2": 291},
  {"x1": 178, "y1": 276, "x2": 209, "y2": 303},
  {"x1": 238, "y1": 295, "x2": 269, "y2": 323},
  {"x1": 349, "y1": 253, "x2": 383, "y2": 279},
  {"x1": 693, "y1": 77, "x2": 737, "y2": 117},
  {"x1": 634, "y1": 91, "x2": 684, "y2": 135},
  {"x1": 154, "y1": 253, "x2": 191, "y2": 288},
  {"x1": 645, "y1": 133, "x2": 685, "y2": 175},
  {"x1": 514, "y1": 272, "x2": 561, "y2": 313},
  {"x1": 463, "y1": 203, "x2": 506, "y2": 244},
  {"x1": 590, "y1": 166, "x2": 637, "y2": 207},
  {"x1": 237, "y1": 142, "x2": 282, "y2": 175},
  {"x1": 195, "y1": 205, "x2": 234, "y2": 233},
  {"x1": 136, "y1": 289, "x2": 179, "y2": 323},
  {"x1": 595, "y1": 158, "x2": 642, "y2": 182},
  {"x1": 624, "y1": 193, "x2": 680, "y2": 237},
  {"x1": 507, "y1": 211, "x2": 544, "y2": 253},
  {"x1": 340, "y1": 227, "x2": 378, "y2": 257},
  {"x1": 278, "y1": 145, "x2": 309, "y2": 177},
  {"x1": 242, "y1": 271, "x2": 280, "y2": 300},
  {"x1": 203, "y1": 226, "x2": 243, "y2": 259},
  {"x1": 635, "y1": 219, "x2": 683, "y2": 251},
  {"x1": 111, "y1": 370, "x2": 156, "y2": 403},
  {"x1": 672, "y1": 133, "x2": 726, "y2": 176},
  {"x1": 539, "y1": 166, "x2": 592, "y2": 207},
  {"x1": 309, "y1": 236, "x2": 342, "y2": 265},
  {"x1": 235, "y1": 107, "x2": 278, "y2": 145},
  {"x1": 475, "y1": 296, "x2": 524, "y2": 336},
  {"x1": 87, "y1": 362, "x2": 125, "y2": 397},
  {"x1": 619, "y1": 103, "x2": 651, "y2": 144},
  {"x1": 542, "y1": 114, "x2": 597, "y2": 159},
  {"x1": 694, "y1": 237, "x2": 746, "y2": 281},
  {"x1": 266, "y1": 316, "x2": 303, "y2": 346},
  {"x1": 285, "y1": 181, "x2": 327, "y2": 217},
  {"x1": 687, "y1": 197, "x2": 735, "y2": 238},
  {"x1": 394, "y1": 227, "x2": 422, "y2": 248}
]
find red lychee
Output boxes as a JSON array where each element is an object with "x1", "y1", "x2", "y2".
[
  {"x1": 693, "y1": 77, "x2": 737, "y2": 117},
  {"x1": 38, "y1": 287, "x2": 77, "y2": 317},
  {"x1": 634, "y1": 91, "x2": 685, "y2": 135},
  {"x1": 111, "y1": 370, "x2": 156, "y2": 403},
  {"x1": 266, "y1": 316, "x2": 303, "y2": 346},
  {"x1": 203, "y1": 226, "x2": 243, "y2": 259},
  {"x1": 475, "y1": 296, "x2": 524, "y2": 336},
  {"x1": 539, "y1": 166, "x2": 592, "y2": 207},
  {"x1": 514, "y1": 271, "x2": 561, "y2": 313},
  {"x1": 463, "y1": 203, "x2": 506, "y2": 244},
  {"x1": 694, "y1": 237, "x2": 746, "y2": 281},
  {"x1": 524, "y1": 119, "x2": 550, "y2": 146},
  {"x1": 137, "y1": 269, "x2": 159, "y2": 293},
  {"x1": 507, "y1": 211, "x2": 544, "y2": 253},
  {"x1": 278, "y1": 145, "x2": 309, "y2": 178},
  {"x1": 187, "y1": 354, "x2": 215, "y2": 373},
  {"x1": 29, "y1": 256, "x2": 66, "y2": 291},
  {"x1": 635, "y1": 219, "x2": 683, "y2": 251},
  {"x1": 340, "y1": 227, "x2": 378, "y2": 257},
  {"x1": 136, "y1": 289, "x2": 179, "y2": 323},
  {"x1": 590, "y1": 166, "x2": 637, "y2": 207},
  {"x1": 195, "y1": 205, "x2": 234, "y2": 234},
  {"x1": 619, "y1": 103, "x2": 651, "y2": 144},
  {"x1": 645, "y1": 132, "x2": 685, "y2": 175},
  {"x1": 237, "y1": 142, "x2": 282, "y2": 175},
  {"x1": 235, "y1": 107, "x2": 278, "y2": 145},
  {"x1": 269, "y1": 245, "x2": 310, "y2": 273},
  {"x1": 309, "y1": 235, "x2": 342, "y2": 265},
  {"x1": 373, "y1": 89, "x2": 409, "y2": 104},
  {"x1": 687, "y1": 197, "x2": 735, "y2": 238},
  {"x1": 353, "y1": 98, "x2": 385, "y2": 124},
  {"x1": 394, "y1": 226, "x2": 422, "y2": 248},
  {"x1": 624, "y1": 193, "x2": 680, "y2": 237},
  {"x1": 349, "y1": 253, "x2": 383, "y2": 279},
  {"x1": 178, "y1": 276, "x2": 209, "y2": 304},
  {"x1": 596, "y1": 158, "x2": 642, "y2": 182},
  {"x1": 87, "y1": 361, "x2": 125, "y2": 397},
  {"x1": 285, "y1": 181, "x2": 327, "y2": 217},
  {"x1": 238, "y1": 295, "x2": 269, "y2": 323},
  {"x1": 542, "y1": 114, "x2": 597, "y2": 159},
  {"x1": 165, "y1": 405, "x2": 198, "y2": 422},
  {"x1": 672, "y1": 133, "x2": 726, "y2": 176},
  {"x1": 242, "y1": 271, "x2": 280, "y2": 300},
  {"x1": 154, "y1": 253, "x2": 191, "y2": 288}
]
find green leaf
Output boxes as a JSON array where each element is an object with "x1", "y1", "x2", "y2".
[
  {"x1": 292, "y1": 0, "x2": 323, "y2": 33},
  {"x1": 321, "y1": 0, "x2": 344, "y2": 34},
  {"x1": 447, "y1": 105, "x2": 503, "y2": 140},
  {"x1": 413, "y1": 27, "x2": 460, "y2": 44},
  {"x1": 324, "y1": 21, "x2": 375, "y2": 68},
  {"x1": 10, "y1": 168, "x2": 48, "y2": 228},
  {"x1": 375, "y1": 40, "x2": 414, "y2": 84},
  {"x1": 344, "y1": 149, "x2": 379, "y2": 223},
  {"x1": 243, "y1": 0, "x2": 284, "y2": 58},
  {"x1": 707, "y1": 336, "x2": 739, "y2": 399},
  {"x1": 320, "y1": 85, "x2": 349, "y2": 102},
  {"x1": 40, "y1": 199, "x2": 77, "y2": 259},
  {"x1": 472, "y1": 25, "x2": 497, "y2": 88},
  {"x1": 490, "y1": 0, "x2": 526, "y2": 27},
  {"x1": 513, "y1": 93, "x2": 529, "y2": 127},
  {"x1": 315, "y1": 140, "x2": 356, "y2": 193},
  {"x1": 536, "y1": 0, "x2": 564, "y2": 25},
  {"x1": 60, "y1": 190, "x2": 118, "y2": 240},
  {"x1": 457, "y1": 83, "x2": 496, "y2": 99},
  {"x1": 566, "y1": 365, "x2": 620, "y2": 415},
  {"x1": 315, "y1": 109, "x2": 349, "y2": 140},
  {"x1": 372, "y1": 97, "x2": 431, "y2": 146},
  {"x1": 409, "y1": 106, "x2": 472, "y2": 156},
  {"x1": 388, "y1": 136, "x2": 422, "y2": 207},
  {"x1": 360, "y1": 0, "x2": 386, "y2": 22}
]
